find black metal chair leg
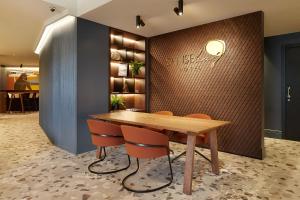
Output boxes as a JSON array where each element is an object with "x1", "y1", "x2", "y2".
[
  {"x1": 122, "y1": 155, "x2": 173, "y2": 193},
  {"x1": 103, "y1": 146, "x2": 107, "y2": 157},
  {"x1": 167, "y1": 154, "x2": 173, "y2": 181},
  {"x1": 169, "y1": 149, "x2": 174, "y2": 154},
  {"x1": 195, "y1": 150, "x2": 211, "y2": 163},
  {"x1": 33, "y1": 95, "x2": 38, "y2": 111},
  {"x1": 172, "y1": 149, "x2": 211, "y2": 163},
  {"x1": 171, "y1": 151, "x2": 186, "y2": 163},
  {"x1": 88, "y1": 147, "x2": 131, "y2": 175}
]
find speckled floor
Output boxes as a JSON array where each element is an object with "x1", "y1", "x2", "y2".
[{"x1": 0, "y1": 113, "x2": 299, "y2": 200}]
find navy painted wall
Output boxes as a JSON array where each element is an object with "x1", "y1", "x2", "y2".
[
  {"x1": 39, "y1": 17, "x2": 77, "y2": 153},
  {"x1": 264, "y1": 32, "x2": 300, "y2": 132},
  {"x1": 76, "y1": 18, "x2": 110, "y2": 154},
  {"x1": 40, "y1": 17, "x2": 110, "y2": 154}
]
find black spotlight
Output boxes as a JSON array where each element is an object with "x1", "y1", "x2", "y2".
[
  {"x1": 136, "y1": 15, "x2": 145, "y2": 29},
  {"x1": 20, "y1": 64, "x2": 23, "y2": 68},
  {"x1": 174, "y1": 0, "x2": 183, "y2": 16}
]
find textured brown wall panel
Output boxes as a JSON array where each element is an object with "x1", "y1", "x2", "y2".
[{"x1": 149, "y1": 12, "x2": 264, "y2": 159}]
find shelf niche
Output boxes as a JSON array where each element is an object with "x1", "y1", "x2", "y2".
[{"x1": 109, "y1": 28, "x2": 146, "y2": 112}]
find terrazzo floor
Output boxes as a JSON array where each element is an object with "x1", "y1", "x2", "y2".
[{"x1": 0, "y1": 113, "x2": 299, "y2": 200}]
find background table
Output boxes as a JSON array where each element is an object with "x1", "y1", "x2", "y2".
[{"x1": 0, "y1": 90, "x2": 39, "y2": 113}]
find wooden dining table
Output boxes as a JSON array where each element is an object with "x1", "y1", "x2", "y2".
[{"x1": 92, "y1": 110, "x2": 230, "y2": 195}]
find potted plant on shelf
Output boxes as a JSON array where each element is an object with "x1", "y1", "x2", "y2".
[
  {"x1": 111, "y1": 95, "x2": 125, "y2": 110},
  {"x1": 129, "y1": 60, "x2": 144, "y2": 77}
]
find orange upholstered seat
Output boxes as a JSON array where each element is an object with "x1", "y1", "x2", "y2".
[
  {"x1": 170, "y1": 113, "x2": 211, "y2": 145},
  {"x1": 153, "y1": 111, "x2": 174, "y2": 116},
  {"x1": 120, "y1": 125, "x2": 173, "y2": 193},
  {"x1": 121, "y1": 125, "x2": 169, "y2": 159},
  {"x1": 147, "y1": 111, "x2": 174, "y2": 133},
  {"x1": 86, "y1": 119, "x2": 130, "y2": 175},
  {"x1": 87, "y1": 119, "x2": 125, "y2": 147}
]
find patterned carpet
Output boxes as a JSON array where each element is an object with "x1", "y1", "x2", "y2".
[{"x1": 0, "y1": 113, "x2": 299, "y2": 200}]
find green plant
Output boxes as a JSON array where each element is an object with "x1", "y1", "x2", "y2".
[
  {"x1": 129, "y1": 60, "x2": 144, "y2": 77},
  {"x1": 111, "y1": 95, "x2": 125, "y2": 110}
]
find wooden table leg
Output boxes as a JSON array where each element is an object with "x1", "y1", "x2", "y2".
[
  {"x1": 183, "y1": 134, "x2": 196, "y2": 195},
  {"x1": 209, "y1": 130, "x2": 219, "y2": 175}
]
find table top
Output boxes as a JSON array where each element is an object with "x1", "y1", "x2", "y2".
[
  {"x1": 92, "y1": 111, "x2": 230, "y2": 136},
  {"x1": 0, "y1": 90, "x2": 39, "y2": 93}
]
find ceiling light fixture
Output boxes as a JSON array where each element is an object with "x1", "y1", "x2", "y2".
[
  {"x1": 50, "y1": 7, "x2": 56, "y2": 12},
  {"x1": 136, "y1": 15, "x2": 145, "y2": 29},
  {"x1": 174, "y1": 0, "x2": 183, "y2": 16}
]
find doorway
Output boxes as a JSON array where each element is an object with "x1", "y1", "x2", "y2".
[{"x1": 283, "y1": 44, "x2": 300, "y2": 141}]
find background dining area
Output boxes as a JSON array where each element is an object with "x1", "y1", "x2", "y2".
[{"x1": 0, "y1": 66, "x2": 39, "y2": 113}]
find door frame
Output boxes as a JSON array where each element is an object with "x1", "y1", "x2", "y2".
[{"x1": 281, "y1": 43, "x2": 300, "y2": 139}]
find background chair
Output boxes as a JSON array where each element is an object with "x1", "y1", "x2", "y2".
[
  {"x1": 148, "y1": 111, "x2": 174, "y2": 133},
  {"x1": 121, "y1": 125, "x2": 173, "y2": 193},
  {"x1": 87, "y1": 119, "x2": 131, "y2": 174},
  {"x1": 170, "y1": 113, "x2": 212, "y2": 163},
  {"x1": 7, "y1": 92, "x2": 38, "y2": 112},
  {"x1": 7, "y1": 93, "x2": 24, "y2": 112},
  {"x1": 26, "y1": 92, "x2": 38, "y2": 111},
  {"x1": 153, "y1": 111, "x2": 173, "y2": 116}
]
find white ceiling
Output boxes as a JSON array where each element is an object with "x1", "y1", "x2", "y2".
[
  {"x1": 1, "y1": 0, "x2": 300, "y2": 66},
  {"x1": 81, "y1": 0, "x2": 300, "y2": 37},
  {"x1": 0, "y1": 0, "x2": 64, "y2": 66},
  {"x1": 42, "y1": 0, "x2": 112, "y2": 16}
]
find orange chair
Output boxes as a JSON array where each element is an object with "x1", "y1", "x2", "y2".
[
  {"x1": 87, "y1": 119, "x2": 131, "y2": 174},
  {"x1": 152, "y1": 111, "x2": 175, "y2": 154},
  {"x1": 148, "y1": 111, "x2": 174, "y2": 133},
  {"x1": 121, "y1": 125, "x2": 173, "y2": 193},
  {"x1": 153, "y1": 111, "x2": 173, "y2": 116},
  {"x1": 170, "y1": 113, "x2": 212, "y2": 163}
]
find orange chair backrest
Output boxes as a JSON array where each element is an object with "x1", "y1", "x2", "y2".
[
  {"x1": 121, "y1": 125, "x2": 169, "y2": 159},
  {"x1": 153, "y1": 111, "x2": 174, "y2": 116},
  {"x1": 185, "y1": 113, "x2": 212, "y2": 142},
  {"x1": 87, "y1": 119, "x2": 124, "y2": 147},
  {"x1": 185, "y1": 113, "x2": 212, "y2": 120}
]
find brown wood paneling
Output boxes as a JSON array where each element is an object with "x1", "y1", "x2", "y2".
[{"x1": 149, "y1": 12, "x2": 264, "y2": 159}]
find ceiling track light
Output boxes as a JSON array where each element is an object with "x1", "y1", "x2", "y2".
[
  {"x1": 174, "y1": 0, "x2": 183, "y2": 16},
  {"x1": 136, "y1": 15, "x2": 145, "y2": 29}
]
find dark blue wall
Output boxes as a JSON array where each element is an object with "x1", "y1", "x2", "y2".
[
  {"x1": 264, "y1": 32, "x2": 300, "y2": 132},
  {"x1": 76, "y1": 18, "x2": 109, "y2": 154},
  {"x1": 39, "y1": 17, "x2": 77, "y2": 153},
  {"x1": 40, "y1": 17, "x2": 110, "y2": 154}
]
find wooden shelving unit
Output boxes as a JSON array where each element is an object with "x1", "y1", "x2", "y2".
[{"x1": 109, "y1": 28, "x2": 146, "y2": 111}]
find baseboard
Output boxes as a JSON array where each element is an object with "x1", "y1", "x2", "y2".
[{"x1": 264, "y1": 129, "x2": 283, "y2": 139}]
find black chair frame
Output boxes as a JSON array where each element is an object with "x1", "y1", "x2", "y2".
[
  {"x1": 122, "y1": 140, "x2": 173, "y2": 193},
  {"x1": 172, "y1": 148, "x2": 211, "y2": 163},
  {"x1": 88, "y1": 132, "x2": 131, "y2": 175}
]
